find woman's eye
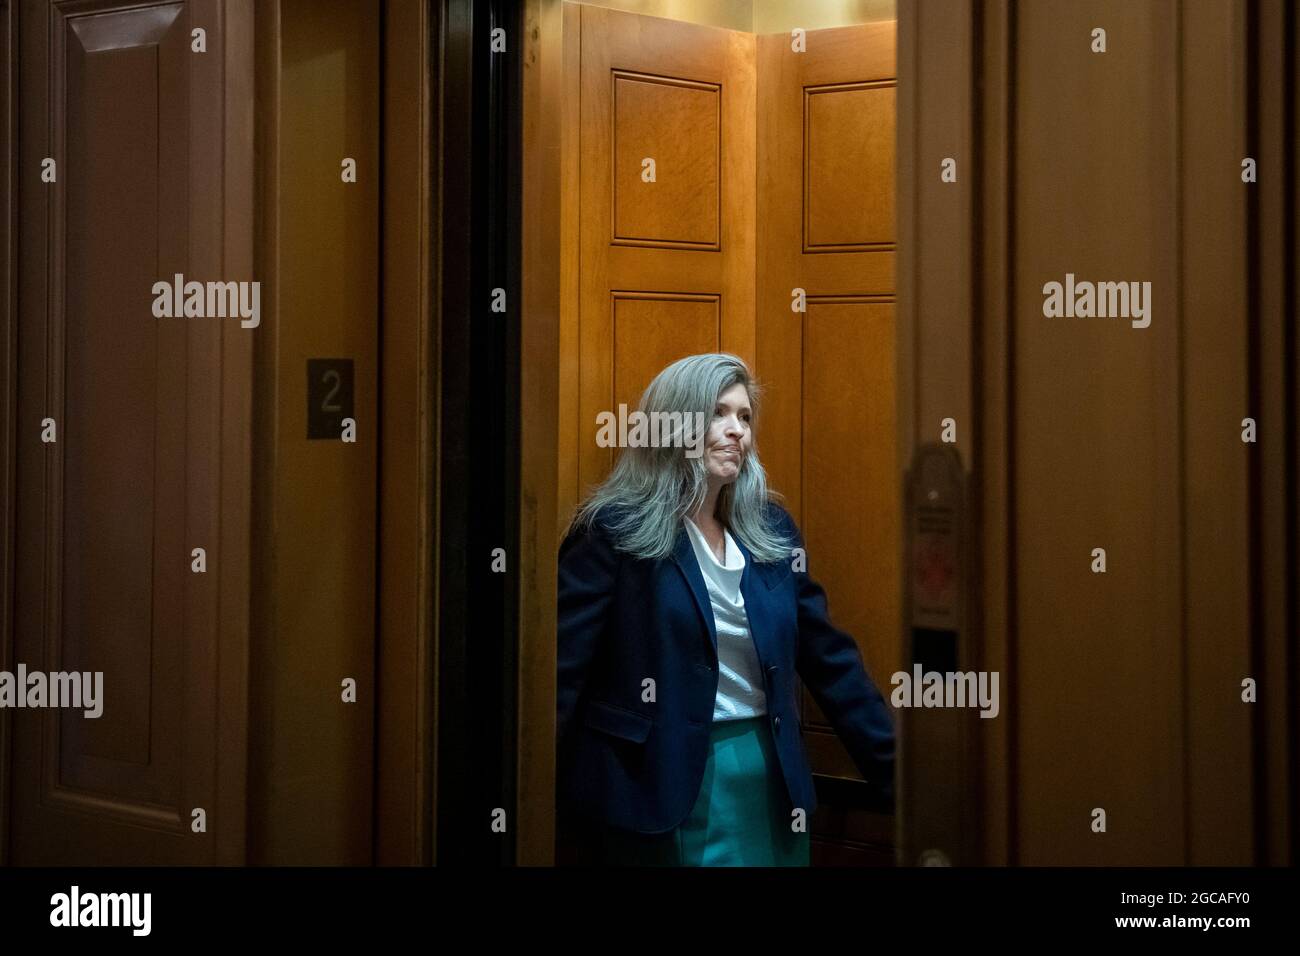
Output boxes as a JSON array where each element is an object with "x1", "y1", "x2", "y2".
[{"x1": 713, "y1": 407, "x2": 750, "y2": 423}]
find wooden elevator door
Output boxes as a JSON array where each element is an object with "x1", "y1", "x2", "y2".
[
  {"x1": 7, "y1": 0, "x2": 252, "y2": 865},
  {"x1": 757, "y1": 22, "x2": 900, "y2": 865},
  {"x1": 559, "y1": 5, "x2": 899, "y2": 864},
  {"x1": 565, "y1": 3, "x2": 757, "y2": 514}
]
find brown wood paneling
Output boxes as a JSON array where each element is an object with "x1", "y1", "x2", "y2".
[
  {"x1": 901, "y1": 0, "x2": 1294, "y2": 866},
  {"x1": 1253, "y1": 0, "x2": 1296, "y2": 868},
  {"x1": 973, "y1": 0, "x2": 1011, "y2": 868},
  {"x1": 611, "y1": 293, "x2": 720, "y2": 416},
  {"x1": 377, "y1": 0, "x2": 436, "y2": 867},
  {"x1": 1182, "y1": 0, "x2": 1252, "y2": 866},
  {"x1": 1291, "y1": 0, "x2": 1300, "y2": 869},
  {"x1": 1014, "y1": 0, "x2": 1183, "y2": 866},
  {"x1": 250, "y1": 0, "x2": 379, "y2": 865},
  {"x1": 0, "y1": 0, "x2": 14, "y2": 868},
  {"x1": 612, "y1": 72, "x2": 721, "y2": 249},
  {"x1": 575, "y1": 4, "x2": 756, "y2": 502},
  {"x1": 804, "y1": 82, "x2": 895, "y2": 251},
  {"x1": 557, "y1": 1, "x2": 582, "y2": 537},
  {"x1": 12, "y1": 0, "x2": 252, "y2": 865},
  {"x1": 755, "y1": 22, "x2": 899, "y2": 863},
  {"x1": 215, "y1": 0, "x2": 255, "y2": 868},
  {"x1": 756, "y1": 23, "x2": 896, "y2": 527},
  {"x1": 520, "y1": 0, "x2": 565, "y2": 866},
  {"x1": 61, "y1": 0, "x2": 190, "y2": 790},
  {"x1": 800, "y1": 299, "x2": 898, "y2": 696}
]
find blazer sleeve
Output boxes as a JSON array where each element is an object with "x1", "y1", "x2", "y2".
[
  {"x1": 556, "y1": 516, "x2": 621, "y2": 752},
  {"x1": 779, "y1": 505, "x2": 898, "y2": 810}
]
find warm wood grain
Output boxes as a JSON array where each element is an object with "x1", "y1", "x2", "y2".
[
  {"x1": 520, "y1": 0, "x2": 565, "y2": 866},
  {"x1": 755, "y1": 20, "x2": 900, "y2": 864},
  {"x1": 10, "y1": 0, "x2": 253, "y2": 865},
  {"x1": 902, "y1": 0, "x2": 1294, "y2": 866},
  {"x1": 246, "y1": 0, "x2": 380, "y2": 865},
  {"x1": 377, "y1": 0, "x2": 435, "y2": 866},
  {"x1": 576, "y1": 5, "x2": 756, "y2": 503}
]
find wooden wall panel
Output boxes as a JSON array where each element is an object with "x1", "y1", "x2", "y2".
[
  {"x1": 901, "y1": 0, "x2": 1295, "y2": 865},
  {"x1": 11, "y1": 0, "x2": 252, "y2": 865},
  {"x1": 804, "y1": 82, "x2": 895, "y2": 251},
  {"x1": 61, "y1": 1, "x2": 189, "y2": 796},
  {"x1": 1181, "y1": 0, "x2": 1252, "y2": 866},
  {"x1": 1251, "y1": 0, "x2": 1298, "y2": 867},
  {"x1": 611, "y1": 294, "x2": 720, "y2": 416},
  {"x1": 612, "y1": 74, "x2": 721, "y2": 249},
  {"x1": 520, "y1": 0, "x2": 565, "y2": 866},
  {"x1": 250, "y1": 0, "x2": 379, "y2": 865},
  {"x1": 556, "y1": 1, "x2": 581, "y2": 540},
  {"x1": 755, "y1": 21, "x2": 899, "y2": 865},
  {"x1": 970, "y1": 0, "x2": 1011, "y2": 868},
  {"x1": 801, "y1": 299, "x2": 898, "y2": 695},
  {"x1": 0, "y1": 0, "x2": 15, "y2": 867},
  {"x1": 572, "y1": 4, "x2": 755, "y2": 514},
  {"x1": 1013, "y1": 0, "x2": 1184, "y2": 866},
  {"x1": 757, "y1": 23, "x2": 896, "y2": 525},
  {"x1": 377, "y1": 0, "x2": 436, "y2": 866}
]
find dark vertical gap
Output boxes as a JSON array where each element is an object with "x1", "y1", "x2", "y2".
[
  {"x1": 968, "y1": 0, "x2": 985, "y2": 868},
  {"x1": 998, "y1": 0, "x2": 1019, "y2": 874},
  {"x1": 1245, "y1": 0, "x2": 1268, "y2": 867},
  {"x1": 1285, "y1": 0, "x2": 1298, "y2": 870},
  {"x1": 504, "y1": 0, "x2": 523, "y2": 866},
  {"x1": 471, "y1": 0, "x2": 500, "y2": 866},
  {"x1": 436, "y1": 0, "x2": 521, "y2": 866},
  {"x1": 436, "y1": 0, "x2": 474, "y2": 864},
  {"x1": 482, "y1": 0, "x2": 521, "y2": 867}
]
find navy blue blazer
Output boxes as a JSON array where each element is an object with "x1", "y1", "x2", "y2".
[{"x1": 556, "y1": 500, "x2": 896, "y2": 835}]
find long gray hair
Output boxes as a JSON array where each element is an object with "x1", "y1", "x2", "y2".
[{"x1": 569, "y1": 353, "x2": 792, "y2": 562}]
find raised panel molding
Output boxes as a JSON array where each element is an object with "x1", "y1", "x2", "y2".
[
  {"x1": 45, "y1": 0, "x2": 193, "y2": 825},
  {"x1": 11, "y1": 0, "x2": 254, "y2": 865},
  {"x1": 803, "y1": 80, "x2": 896, "y2": 253},
  {"x1": 611, "y1": 70, "x2": 721, "y2": 250},
  {"x1": 62, "y1": 0, "x2": 182, "y2": 51},
  {"x1": 610, "y1": 291, "x2": 720, "y2": 410}
]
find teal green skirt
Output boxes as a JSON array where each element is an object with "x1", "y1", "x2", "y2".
[{"x1": 601, "y1": 715, "x2": 810, "y2": 867}]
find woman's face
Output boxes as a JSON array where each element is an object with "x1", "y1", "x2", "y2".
[{"x1": 703, "y1": 383, "x2": 753, "y2": 485}]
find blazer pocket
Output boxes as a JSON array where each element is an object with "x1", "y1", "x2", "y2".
[{"x1": 583, "y1": 699, "x2": 653, "y2": 744}]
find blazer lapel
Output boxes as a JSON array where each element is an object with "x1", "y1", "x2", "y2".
[
  {"x1": 671, "y1": 524, "x2": 717, "y2": 654},
  {"x1": 671, "y1": 522, "x2": 776, "y2": 673}
]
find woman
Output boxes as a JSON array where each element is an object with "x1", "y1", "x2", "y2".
[{"x1": 556, "y1": 353, "x2": 895, "y2": 866}]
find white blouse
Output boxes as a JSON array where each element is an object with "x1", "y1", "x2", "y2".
[{"x1": 683, "y1": 517, "x2": 768, "y2": 721}]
